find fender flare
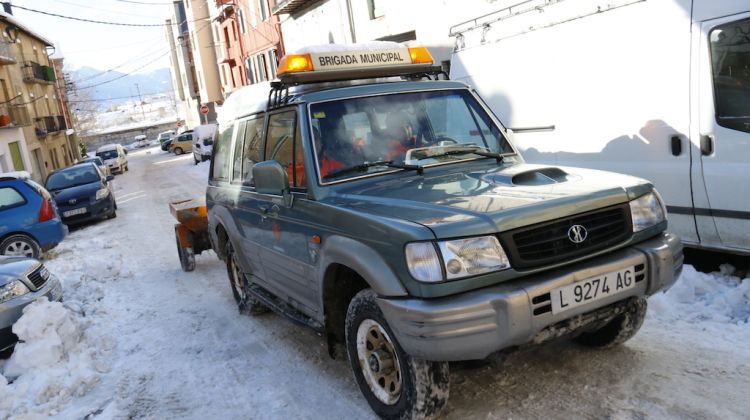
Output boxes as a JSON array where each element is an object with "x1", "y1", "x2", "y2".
[{"x1": 318, "y1": 235, "x2": 408, "y2": 298}]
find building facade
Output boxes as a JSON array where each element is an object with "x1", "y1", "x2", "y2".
[
  {"x1": 212, "y1": 0, "x2": 284, "y2": 97},
  {"x1": 166, "y1": 0, "x2": 222, "y2": 129},
  {"x1": 0, "y1": 12, "x2": 74, "y2": 182}
]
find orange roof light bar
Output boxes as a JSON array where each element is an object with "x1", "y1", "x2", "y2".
[
  {"x1": 408, "y1": 47, "x2": 433, "y2": 65},
  {"x1": 278, "y1": 54, "x2": 314, "y2": 75}
]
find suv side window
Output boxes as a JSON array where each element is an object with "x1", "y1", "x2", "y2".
[
  {"x1": 241, "y1": 115, "x2": 264, "y2": 185},
  {"x1": 211, "y1": 124, "x2": 233, "y2": 181},
  {"x1": 0, "y1": 187, "x2": 25, "y2": 210},
  {"x1": 265, "y1": 110, "x2": 304, "y2": 188}
]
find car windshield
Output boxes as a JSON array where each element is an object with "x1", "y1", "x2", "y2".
[
  {"x1": 46, "y1": 165, "x2": 100, "y2": 190},
  {"x1": 98, "y1": 149, "x2": 119, "y2": 160},
  {"x1": 310, "y1": 89, "x2": 513, "y2": 182}
]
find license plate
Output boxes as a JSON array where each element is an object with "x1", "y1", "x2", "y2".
[
  {"x1": 63, "y1": 207, "x2": 87, "y2": 217},
  {"x1": 550, "y1": 266, "x2": 636, "y2": 314}
]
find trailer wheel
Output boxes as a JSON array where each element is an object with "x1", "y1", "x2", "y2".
[{"x1": 175, "y1": 234, "x2": 195, "y2": 272}]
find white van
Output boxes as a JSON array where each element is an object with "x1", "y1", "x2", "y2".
[
  {"x1": 157, "y1": 130, "x2": 175, "y2": 144},
  {"x1": 134, "y1": 135, "x2": 148, "y2": 148},
  {"x1": 450, "y1": 0, "x2": 750, "y2": 255},
  {"x1": 191, "y1": 123, "x2": 217, "y2": 164},
  {"x1": 96, "y1": 143, "x2": 128, "y2": 174}
]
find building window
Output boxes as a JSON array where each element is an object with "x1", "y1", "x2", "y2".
[
  {"x1": 245, "y1": 58, "x2": 255, "y2": 84},
  {"x1": 238, "y1": 8, "x2": 247, "y2": 34},
  {"x1": 8, "y1": 141, "x2": 24, "y2": 171},
  {"x1": 256, "y1": 54, "x2": 268, "y2": 82},
  {"x1": 268, "y1": 49, "x2": 278, "y2": 79},
  {"x1": 250, "y1": 5, "x2": 257, "y2": 28},
  {"x1": 368, "y1": 0, "x2": 384, "y2": 20},
  {"x1": 259, "y1": 0, "x2": 269, "y2": 21}
]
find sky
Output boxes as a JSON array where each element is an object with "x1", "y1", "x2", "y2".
[{"x1": 10, "y1": 0, "x2": 175, "y2": 74}]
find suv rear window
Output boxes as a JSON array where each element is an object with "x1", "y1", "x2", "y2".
[{"x1": 0, "y1": 187, "x2": 26, "y2": 210}]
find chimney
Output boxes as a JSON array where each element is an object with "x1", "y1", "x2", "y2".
[{"x1": 1, "y1": 2, "x2": 12, "y2": 15}]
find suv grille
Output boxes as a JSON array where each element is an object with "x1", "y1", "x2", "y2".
[
  {"x1": 27, "y1": 265, "x2": 48, "y2": 289},
  {"x1": 500, "y1": 204, "x2": 631, "y2": 269}
]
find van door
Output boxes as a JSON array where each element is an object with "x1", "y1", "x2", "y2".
[{"x1": 696, "y1": 13, "x2": 750, "y2": 252}]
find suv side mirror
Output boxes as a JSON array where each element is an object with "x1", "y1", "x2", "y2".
[{"x1": 253, "y1": 160, "x2": 292, "y2": 206}]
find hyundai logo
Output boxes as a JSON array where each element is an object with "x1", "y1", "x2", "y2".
[
  {"x1": 567, "y1": 224, "x2": 588, "y2": 244},
  {"x1": 68, "y1": 198, "x2": 77, "y2": 205}
]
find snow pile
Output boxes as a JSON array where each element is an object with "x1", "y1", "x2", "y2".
[
  {"x1": 650, "y1": 264, "x2": 750, "y2": 325},
  {"x1": 0, "y1": 299, "x2": 111, "y2": 418}
]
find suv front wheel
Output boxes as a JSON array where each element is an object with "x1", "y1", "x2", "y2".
[{"x1": 345, "y1": 289, "x2": 450, "y2": 419}]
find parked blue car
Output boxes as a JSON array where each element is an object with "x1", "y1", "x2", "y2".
[{"x1": 0, "y1": 172, "x2": 67, "y2": 258}]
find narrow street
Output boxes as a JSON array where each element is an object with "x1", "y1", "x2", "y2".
[{"x1": 2, "y1": 147, "x2": 749, "y2": 419}]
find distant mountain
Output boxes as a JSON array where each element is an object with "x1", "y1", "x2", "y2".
[{"x1": 69, "y1": 67, "x2": 173, "y2": 108}]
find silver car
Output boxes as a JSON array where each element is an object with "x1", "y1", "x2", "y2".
[{"x1": 0, "y1": 256, "x2": 63, "y2": 353}]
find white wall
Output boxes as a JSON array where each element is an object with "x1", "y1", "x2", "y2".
[{"x1": 280, "y1": 0, "x2": 354, "y2": 52}]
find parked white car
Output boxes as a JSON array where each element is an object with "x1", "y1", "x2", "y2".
[
  {"x1": 192, "y1": 123, "x2": 217, "y2": 164},
  {"x1": 96, "y1": 143, "x2": 128, "y2": 174}
]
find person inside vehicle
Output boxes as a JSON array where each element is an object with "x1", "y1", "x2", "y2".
[
  {"x1": 314, "y1": 126, "x2": 345, "y2": 178},
  {"x1": 382, "y1": 113, "x2": 417, "y2": 161}
]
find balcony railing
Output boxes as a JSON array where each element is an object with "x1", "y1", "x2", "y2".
[
  {"x1": 0, "y1": 104, "x2": 32, "y2": 128},
  {"x1": 34, "y1": 115, "x2": 65, "y2": 137},
  {"x1": 22, "y1": 61, "x2": 56, "y2": 84},
  {"x1": 0, "y1": 42, "x2": 16, "y2": 64}
]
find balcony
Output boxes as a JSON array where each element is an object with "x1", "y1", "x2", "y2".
[
  {"x1": 34, "y1": 115, "x2": 65, "y2": 137},
  {"x1": 0, "y1": 42, "x2": 16, "y2": 64},
  {"x1": 0, "y1": 104, "x2": 32, "y2": 128},
  {"x1": 22, "y1": 61, "x2": 56, "y2": 84},
  {"x1": 273, "y1": 0, "x2": 320, "y2": 15}
]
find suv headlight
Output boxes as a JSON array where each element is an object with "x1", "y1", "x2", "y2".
[
  {"x1": 629, "y1": 191, "x2": 666, "y2": 232},
  {"x1": 0, "y1": 280, "x2": 30, "y2": 304},
  {"x1": 406, "y1": 236, "x2": 510, "y2": 283},
  {"x1": 95, "y1": 188, "x2": 110, "y2": 201}
]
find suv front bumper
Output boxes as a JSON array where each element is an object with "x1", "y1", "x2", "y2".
[{"x1": 377, "y1": 232, "x2": 682, "y2": 361}]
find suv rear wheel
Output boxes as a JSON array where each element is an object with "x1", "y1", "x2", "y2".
[
  {"x1": 0, "y1": 234, "x2": 41, "y2": 258},
  {"x1": 345, "y1": 289, "x2": 449, "y2": 419},
  {"x1": 226, "y1": 242, "x2": 269, "y2": 316}
]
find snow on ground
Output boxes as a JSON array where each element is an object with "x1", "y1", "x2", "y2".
[{"x1": 1, "y1": 146, "x2": 748, "y2": 419}]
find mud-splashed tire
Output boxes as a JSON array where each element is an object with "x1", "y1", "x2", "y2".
[
  {"x1": 225, "y1": 242, "x2": 269, "y2": 316},
  {"x1": 574, "y1": 297, "x2": 648, "y2": 348},
  {"x1": 345, "y1": 289, "x2": 449, "y2": 419}
]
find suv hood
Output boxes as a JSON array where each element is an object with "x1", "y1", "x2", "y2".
[{"x1": 330, "y1": 163, "x2": 649, "y2": 238}]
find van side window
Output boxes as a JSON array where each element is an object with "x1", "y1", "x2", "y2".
[
  {"x1": 265, "y1": 110, "x2": 304, "y2": 188},
  {"x1": 709, "y1": 18, "x2": 750, "y2": 133},
  {"x1": 241, "y1": 116, "x2": 264, "y2": 185},
  {"x1": 211, "y1": 125, "x2": 233, "y2": 181}
]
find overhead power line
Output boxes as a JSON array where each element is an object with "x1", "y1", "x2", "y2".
[{"x1": 12, "y1": 4, "x2": 200, "y2": 27}]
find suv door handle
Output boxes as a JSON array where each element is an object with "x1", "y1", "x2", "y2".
[{"x1": 670, "y1": 135, "x2": 682, "y2": 156}]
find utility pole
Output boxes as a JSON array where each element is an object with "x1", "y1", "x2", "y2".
[{"x1": 135, "y1": 83, "x2": 146, "y2": 121}]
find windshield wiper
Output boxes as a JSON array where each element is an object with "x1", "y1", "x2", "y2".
[
  {"x1": 324, "y1": 160, "x2": 426, "y2": 179},
  {"x1": 421, "y1": 145, "x2": 505, "y2": 163}
]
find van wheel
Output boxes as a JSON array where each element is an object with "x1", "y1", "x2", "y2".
[
  {"x1": 0, "y1": 234, "x2": 41, "y2": 259},
  {"x1": 225, "y1": 242, "x2": 269, "y2": 315},
  {"x1": 174, "y1": 147, "x2": 184, "y2": 155},
  {"x1": 574, "y1": 297, "x2": 647, "y2": 348},
  {"x1": 345, "y1": 289, "x2": 450, "y2": 419}
]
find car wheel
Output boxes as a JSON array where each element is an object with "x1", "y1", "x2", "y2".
[
  {"x1": 176, "y1": 235, "x2": 195, "y2": 272},
  {"x1": 574, "y1": 297, "x2": 647, "y2": 348},
  {"x1": 125, "y1": 164, "x2": 129, "y2": 172},
  {"x1": 226, "y1": 242, "x2": 268, "y2": 315},
  {"x1": 345, "y1": 289, "x2": 450, "y2": 419},
  {"x1": 194, "y1": 156, "x2": 199, "y2": 165},
  {"x1": 0, "y1": 234, "x2": 42, "y2": 258},
  {"x1": 174, "y1": 147, "x2": 183, "y2": 155}
]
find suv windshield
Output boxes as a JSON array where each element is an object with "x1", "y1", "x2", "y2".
[
  {"x1": 98, "y1": 150, "x2": 118, "y2": 160},
  {"x1": 46, "y1": 165, "x2": 100, "y2": 190},
  {"x1": 310, "y1": 89, "x2": 513, "y2": 182}
]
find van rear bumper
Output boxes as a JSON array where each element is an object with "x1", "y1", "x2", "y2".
[{"x1": 377, "y1": 232, "x2": 682, "y2": 361}]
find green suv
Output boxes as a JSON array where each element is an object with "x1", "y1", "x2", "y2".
[{"x1": 206, "y1": 44, "x2": 682, "y2": 419}]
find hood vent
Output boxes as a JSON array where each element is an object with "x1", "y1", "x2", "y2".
[{"x1": 483, "y1": 167, "x2": 574, "y2": 186}]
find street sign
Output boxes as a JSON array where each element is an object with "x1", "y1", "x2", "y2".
[
  {"x1": 200, "y1": 104, "x2": 209, "y2": 115},
  {"x1": 176, "y1": 121, "x2": 183, "y2": 127}
]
